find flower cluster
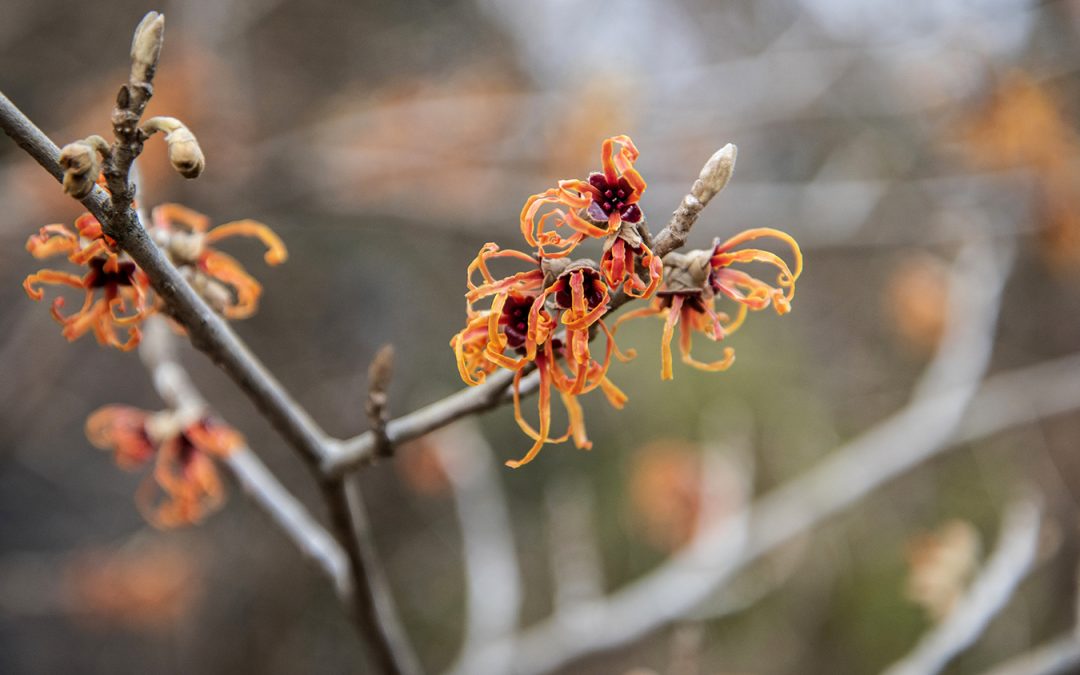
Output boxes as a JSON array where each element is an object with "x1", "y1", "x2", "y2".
[
  {"x1": 23, "y1": 204, "x2": 287, "y2": 349},
  {"x1": 452, "y1": 136, "x2": 803, "y2": 467},
  {"x1": 452, "y1": 136, "x2": 656, "y2": 468},
  {"x1": 86, "y1": 406, "x2": 243, "y2": 528}
]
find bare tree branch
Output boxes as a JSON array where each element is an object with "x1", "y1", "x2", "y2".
[
  {"x1": 438, "y1": 421, "x2": 524, "y2": 675},
  {"x1": 883, "y1": 497, "x2": 1044, "y2": 675},
  {"x1": 138, "y1": 318, "x2": 351, "y2": 595},
  {"x1": 978, "y1": 636, "x2": 1080, "y2": 675}
]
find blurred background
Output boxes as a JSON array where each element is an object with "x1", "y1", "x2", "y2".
[{"x1": 3, "y1": 0, "x2": 1080, "y2": 673}]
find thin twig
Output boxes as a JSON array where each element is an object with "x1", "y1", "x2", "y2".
[
  {"x1": 366, "y1": 345, "x2": 395, "y2": 459},
  {"x1": 883, "y1": 497, "x2": 1044, "y2": 675}
]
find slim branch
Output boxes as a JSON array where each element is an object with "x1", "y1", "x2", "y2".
[
  {"x1": 322, "y1": 476, "x2": 422, "y2": 675},
  {"x1": 883, "y1": 498, "x2": 1044, "y2": 675},
  {"x1": 978, "y1": 636, "x2": 1080, "y2": 675},
  {"x1": 137, "y1": 318, "x2": 351, "y2": 596}
]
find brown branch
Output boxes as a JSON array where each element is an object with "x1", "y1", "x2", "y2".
[
  {"x1": 0, "y1": 14, "x2": 416, "y2": 672},
  {"x1": 322, "y1": 477, "x2": 422, "y2": 675}
]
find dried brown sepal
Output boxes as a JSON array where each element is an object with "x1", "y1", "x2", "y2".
[{"x1": 660, "y1": 250, "x2": 711, "y2": 293}]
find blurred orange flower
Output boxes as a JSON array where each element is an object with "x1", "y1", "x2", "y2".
[
  {"x1": 627, "y1": 440, "x2": 704, "y2": 551},
  {"x1": 86, "y1": 406, "x2": 243, "y2": 528},
  {"x1": 65, "y1": 540, "x2": 202, "y2": 632},
  {"x1": 149, "y1": 203, "x2": 287, "y2": 319}
]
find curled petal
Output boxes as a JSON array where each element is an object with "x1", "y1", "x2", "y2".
[
  {"x1": 201, "y1": 250, "x2": 263, "y2": 319},
  {"x1": 152, "y1": 203, "x2": 211, "y2": 234},
  {"x1": 205, "y1": 220, "x2": 289, "y2": 266},
  {"x1": 26, "y1": 224, "x2": 78, "y2": 260},
  {"x1": 85, "y1": 405, "x2": 155, "y2": 469},
  {"x1": 660, "y1": 296, "x2": 683, "y2": 381},
  {"x1": 23, "y1": 269, "x2": 84, "y2": 301},
  {"x1": 679, "y1": 312, "x2": 735, "y2": 373}
]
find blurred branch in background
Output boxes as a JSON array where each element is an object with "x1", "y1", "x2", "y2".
[
  {"x1": 138, "y1": 317, "x2": 351, "y2": 596},
  {"x1": 436, "y1": 421, "x2": 523, "y2": 675},
  {"x1": 884, "y1": 497, "x2": 1044, "y2": 675}
]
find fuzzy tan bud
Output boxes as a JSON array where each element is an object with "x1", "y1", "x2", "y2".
[
  {"x1": 130, "y1": 12, "x2": 165, "y2": 82},
  {"x1": 142, "y1": 116, "x2": 205, "y2": 179},
  {"x1": 690, "y1": 143, "x2": 737, "y2": 205},
  {"x1": 58, "y1": 135, "x2": 109, "y2": 199}
]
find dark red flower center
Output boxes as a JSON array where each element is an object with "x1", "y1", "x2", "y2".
[
  {"x1": 85, "y1": 257, "x2": 137, "y2": 289},
  {"x1": 501, "y1": 294, "x2": 534, "y2": 350},
  {"x1": 587, "y1": 173, "x2": 642, "y2": 223},
  {"x1": 554, "y1": 269, "x2": 606, "y2": 311}
]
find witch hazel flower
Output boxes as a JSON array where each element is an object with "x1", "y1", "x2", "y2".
[
  {"x1": 451, "y1": 243, "x2": 629, "y2": 467},
  {"x1": 149, "y1": 203, "x2": 287, "y2": 320},
  {"x1": 24, "y1": 213, "x2": 153, "y2": 351},
  {"x1": 85, "y1": 405, "x2": 244, "y2": 528},
  {"x1": 521, "y1": 135, "x2": 648, "y2": 258},
  {"x1": 618, "y1": 228, "x2": 802, "y2": 380}
]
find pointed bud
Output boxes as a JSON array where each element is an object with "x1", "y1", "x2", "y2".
[
  {"x1": 690, "y1": 143, "x2": 737, "y2": 205},
  {"x1": 130, "y1": 12, "x2": 165, "y2": 82}
]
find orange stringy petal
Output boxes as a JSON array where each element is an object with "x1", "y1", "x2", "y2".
[
  {"x1": 201, "y1": 250, "x2": 263, "y2": 319},
  {"x1": 26, "y1": 224, "x2": 78, "y2": 259},
  {"x1": 678, "y1": 316, "x2": 735, "y2": 373},
  {"x1": 507, "y1": 359, "x2": 554, "y2": 468},
  {"x1": 23, "y1": 269, "x2": 84, "y2": 301},
  {"x1": 660, "y1": 296, "x2": 684, "y2": 381},
  {"x1": 561, "y1": 392, "x2": 592, "y2": 450},
  {"x1": 205, "y1": 220, "x2": 289, "y2": 266},
  {"x1": 152, "y1": 203, "x2": 211, "y2": 234}
]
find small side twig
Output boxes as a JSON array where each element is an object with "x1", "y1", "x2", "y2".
[{"x1": 366, "y1": 345, "x2": 395, "y2": 459}]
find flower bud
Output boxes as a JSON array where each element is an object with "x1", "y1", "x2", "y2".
[
  {"x1": 142, "y1": 117, "x2": 205, "y2": 179},
  {"x1": 130, "y1": 12, "x2": 165, "y2": 82},
  {"x1": 58, "y1": 136, "x2": 108, "y2": 199},
  {"x1": 690, "y1": 143, "x2": 737, "y2": 205}
]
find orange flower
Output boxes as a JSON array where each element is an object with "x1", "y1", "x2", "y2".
[
  {"x1": 23, "y1": 213, "x2": 153, "y2": 351},
  {"x1": 617, "y1": 228, "x2": 802, "y2": 379},
  {"x1": 86, "y1": 406, "x2": 243, "y2": 528},
  {"x1": 452, "y1": 245, "x2": 630, "y2": 467},
  {"x1": 600, "y1": 221, "x2": 663, "y2": 298},
  {"x1": 149, "y1": 203, "x2": 287, "y2": 319},
  {"x1": 521, "y1": 135, "x2": 647, "y2": 257}
]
